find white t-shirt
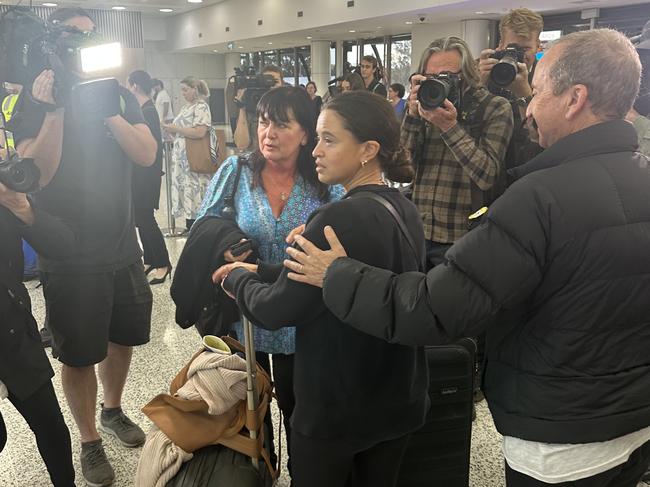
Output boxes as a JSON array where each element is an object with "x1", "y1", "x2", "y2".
[
  {"x1": 155, "y1": 89, "x2": 174, "y2": 122},
  {"x1": 504, "y1": 425, "x2": 650, "y2": 483}
]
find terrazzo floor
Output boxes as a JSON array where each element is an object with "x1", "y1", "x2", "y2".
[{"x1": 1, "y1": 176, "x2": 647, "y2": 487}]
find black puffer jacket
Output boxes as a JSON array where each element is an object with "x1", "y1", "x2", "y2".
[{"x1": 322, "y1": 120, "x2": 650, "y2": 444}]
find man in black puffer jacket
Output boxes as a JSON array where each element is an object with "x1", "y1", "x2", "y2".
[{"x1": 283, "y1": 29, "x2": 650, "y2": 487}]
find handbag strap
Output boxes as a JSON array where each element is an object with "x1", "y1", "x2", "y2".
[
  {"x1": 221, "y1": 157, "x2": 244, "y2": 213},
  {"x1": 353, "y1": 191, "x2": 419, "y2": 260}
]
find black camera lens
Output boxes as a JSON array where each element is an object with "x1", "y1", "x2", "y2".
[
  {"x1": 0, "y1": 158, "x2": 41, "y2": 193},
  {"x1": 417, "y1": 78, "x2": 450, "y2": 110},
  {"x1": 491, "y1": 60, "x2": 518, "y2": 87}
]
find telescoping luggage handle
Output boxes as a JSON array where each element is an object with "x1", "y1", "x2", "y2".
[{"x1": 242, "y1": 315, "x2": 260, "y2": 470}]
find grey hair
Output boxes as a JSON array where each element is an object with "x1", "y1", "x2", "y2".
[
  {"x1": 417, "y1": 36, "x2": 480, "y2": 88},
  {"x1": 548, "y1": 29, "x2": 641, "y2": 120}
]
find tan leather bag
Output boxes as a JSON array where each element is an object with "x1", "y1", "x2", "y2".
[{"x1": 186, "y1": 131, "x2": 217, "y2": 174}]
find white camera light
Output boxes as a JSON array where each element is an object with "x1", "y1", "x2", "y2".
[{"x1": 80, "y1": 42, "x2": 122, "y2": 73}]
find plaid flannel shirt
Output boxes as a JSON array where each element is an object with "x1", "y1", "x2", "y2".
[{"x1": 401, "y1": 87, "x2": 513, "y2": 243}]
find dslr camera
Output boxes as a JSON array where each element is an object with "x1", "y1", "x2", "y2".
[
  {"x1": 417, "y1": 73, "x2": 462, "y2": 110},
  {"x1": 0, "y1": 114, "x2": 40, "y2": 193},
  {"x1": 0, "y1": 7, "x2": 123, "y2": 109},
  {"x1": 490, "y1": 43, "x2": 525, "y2": 87},
  {"x1": 233, "y1": 67, "x2": 277, "y2": 113}
]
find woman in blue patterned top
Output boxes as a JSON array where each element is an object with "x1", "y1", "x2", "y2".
[{"x1": 196, "y1": 86, "x2": 343, "y2": 475}]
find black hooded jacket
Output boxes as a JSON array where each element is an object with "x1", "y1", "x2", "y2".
[{"x1": 321, "y1": 120, "x2": 650, "y2": 444}]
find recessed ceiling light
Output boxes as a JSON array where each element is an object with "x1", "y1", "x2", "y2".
[
  {"x1": 42, "y1": 2, "x2": 57, "y2": 6},
  {"x1": 187, "y1": 0, "x2": 203, "y2": 3},
  {"x1": 475, "y1": 11, "x2": 485, "y2": 14},
  {"x1": 377, "y1": 26, "x2": 383, "y2": 29},
  {"x1": 212, "y1": 49, "x2": 218, "y2": 52},
  {"x1": 238, "y1": 46, "x2": 244, "y2": 49},
  {"x1": 267, "y1": 42, "x2": 273, "y2": 45},
  {"x1": 306, "y1": 36, "x2": 312, "y2": 39},
  {"x1": 349, "y1": 29, "x2": 356, "y2": 33},
  {"x1": 160, "y1": 8, "x2": 174, "y2": 12},
  {"x1": 112, "y1": 6, "x2": 126, "y2": 10},
  {"x1": 405, "y1": 21, "x2": 413, "y2": 25}
]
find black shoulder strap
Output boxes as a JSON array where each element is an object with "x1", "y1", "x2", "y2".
[
  {"x1": 220, "y1": 157, "x2": 244, "y2": 220},
  {"x1": 353, "y1": 191, "x2": 418, "y2": 260},
  {"x1": 224, "y1": 157, "x2": 244, "y2": 204}
]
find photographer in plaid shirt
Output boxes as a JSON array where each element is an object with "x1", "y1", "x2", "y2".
[{"x1": 403, "y1": 36, "x2": 513, "y2": 270}]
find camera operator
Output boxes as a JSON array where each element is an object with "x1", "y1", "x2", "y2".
[
  {"x1": 0, "y1": 180, "x2": 76, "y2": 486},
  {"x1": 359, "y1": 55, "x2": 387, "y2": 97},
  {"x1": 233, "y1": 64, "x2": 283, "y2": 152},
  {"x1": 478, "y1": 8, "x2": 544, "y2": 169},
  {"x1": 9, "y1": 7, "x2": 156, "y2": 486},
  {"x1": 403, "y1": 36, "x2": 513, "y2": 270}
]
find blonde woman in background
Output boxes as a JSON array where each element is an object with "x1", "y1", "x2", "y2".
[{"x1": 163, "y1": 76, "x2": 212, "y2": 233}]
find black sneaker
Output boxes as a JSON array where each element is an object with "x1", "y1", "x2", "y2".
[
  {"x1": 99, "y1": 406, "x2": 145, "y2": 448},
  {"x1": 80, "y1": 440, "x2": 114, "y2": 487}
]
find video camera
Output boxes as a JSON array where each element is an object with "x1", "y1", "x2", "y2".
[
  {"x1": 0, "y1": 7, "x2": 123, "y2": 107},
  {"x1": 0, "y1": 114, "x2": 40, "y2": 193},
  {"x1": 417, "y1": 73, "x2": 462, "y2": 110},
  {"x1": 490, "y1": 43, "x2": 525, "y2": 87},
  {"x1": 233, "y1": 67, "x2": 277, "y2": 113},
  {"x1": 327, "y1": 64, "x2": 363, "y2": 97}
]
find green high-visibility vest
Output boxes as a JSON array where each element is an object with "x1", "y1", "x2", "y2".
[{"x1": 1, "y1": 94, "x2": 19, "y2": 148}]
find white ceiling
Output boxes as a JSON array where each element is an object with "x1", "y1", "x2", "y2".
[
  {"x1": 0, "y1": 0, "x2": 225, "y2": 16},
  {"x1": 181, "y1": 0, "x2": 650, "y2": 53},
  {"x1": 1, "y1": 0, "x2": 648, "y2": 49}
]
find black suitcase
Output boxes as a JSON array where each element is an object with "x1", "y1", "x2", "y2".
[
  {"x1": 397, "y1": 338, "x2": 476, "y2": 487},
  {"x1": 166, "y1": 443, "x2": 273, "y2": 487},
  {"x1": 166, "y1": 317, "x2": 275, "y2": 487}
]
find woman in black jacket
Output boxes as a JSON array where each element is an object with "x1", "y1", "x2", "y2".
[
  {"x1": 0, "y1": 182, "x2": 76, "y2": 486},
  {"x1": 127, "y1": 70, "x2": 172, "y2": 285},
  {"x1": 214, "y1": 91, "x2": 429, "y2": 487}
]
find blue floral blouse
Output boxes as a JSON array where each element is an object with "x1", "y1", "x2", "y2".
[{"x1": 196, "y1": 155, "x2": 344, "y2": 355}]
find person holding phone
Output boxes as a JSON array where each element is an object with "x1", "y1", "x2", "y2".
[{"x1": 195, "y1": 86, "x2": 343, "y2": 478}]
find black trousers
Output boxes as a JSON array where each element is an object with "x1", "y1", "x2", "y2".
[
  {"x1": 134, "y1": 204, "x2": 171, "y2": 269},
  {"x1": 291, "y1": 431, "x2": 410, "y2": 487},
  {"x1": 0, "y1": 380, "x2": 75, "y2": 487},
  {"x1": 505, "y1": 439, "x2": 650, "y2": 487},
  {"x1": 256, "y1": 352, "x2": 295, "y2": 475}
]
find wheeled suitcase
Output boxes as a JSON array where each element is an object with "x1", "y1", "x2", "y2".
[
  {"x1": 396, "y1": 338, "x2": 476, "y2": 487},
  {"x1": 166, "y1": 317, "x2": 276, "y2": 487}
]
